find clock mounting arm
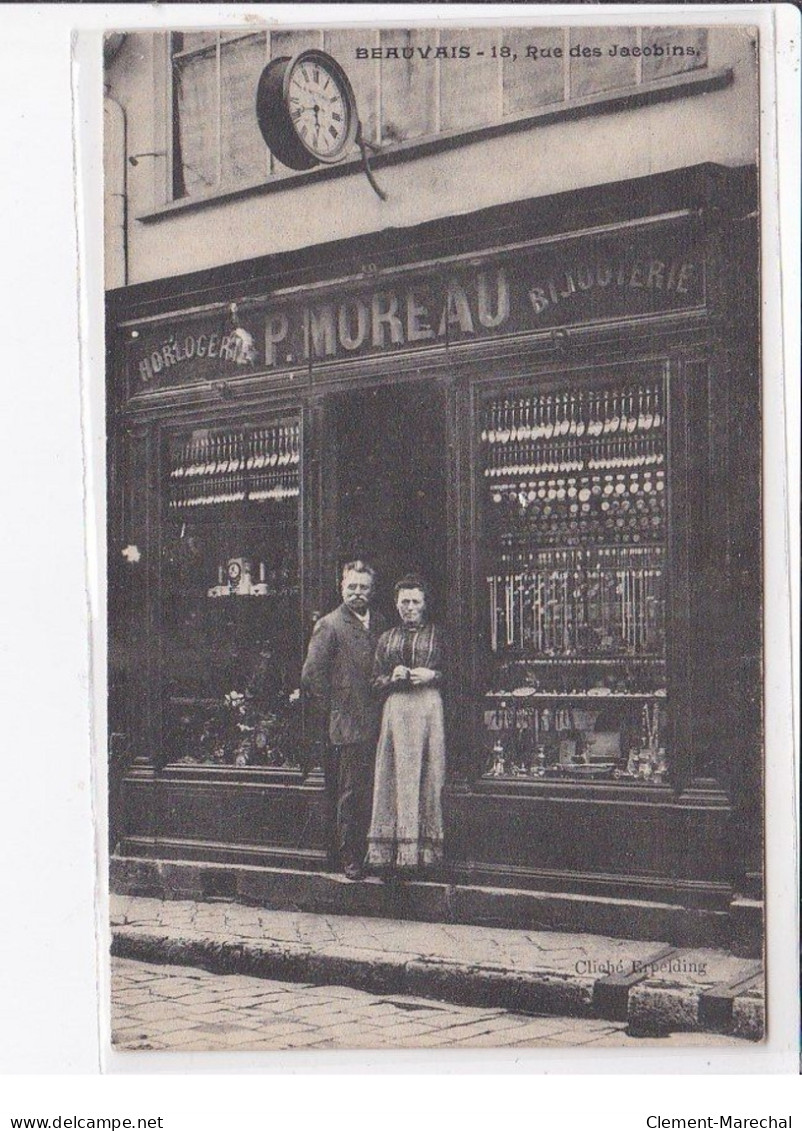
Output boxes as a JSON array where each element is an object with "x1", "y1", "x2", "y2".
[{"x1": 354, "y1": 123, "x2": 388, "y2": 202}]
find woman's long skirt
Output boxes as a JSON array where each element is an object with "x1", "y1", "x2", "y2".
[{"x1": 366, "y1": 687, "x2": 446, "y2": 869}]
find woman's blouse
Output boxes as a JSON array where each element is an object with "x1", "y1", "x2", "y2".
[{"x1": 372, "y1": 622, "x2": 445, "y2": 693}]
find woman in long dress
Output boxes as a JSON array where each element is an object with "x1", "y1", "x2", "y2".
[{"x1": 366, "y1": 575, "x2": 446, "y2": 873}]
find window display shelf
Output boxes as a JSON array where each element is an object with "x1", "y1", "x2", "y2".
[
  {"x1": 167, "y1": 423, "x2": 300, "y2": 510},
  {"x1": 479, "y1": 369, "x2": 669, "y2": 785},
  {"x1": 485, "y1": 691, "x2": 666, "y2": 700}
]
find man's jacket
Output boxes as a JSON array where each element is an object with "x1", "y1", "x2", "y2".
[{"x1": 301, "y1": 604, "x2": 387, "y2": 745}]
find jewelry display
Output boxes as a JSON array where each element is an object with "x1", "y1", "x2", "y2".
[
  {"x1": 481, "y1": 374, "x2": 668, "y2": 783},
  {"x1": 168, "y1": 423, "x2": 300, "y2": 509}
]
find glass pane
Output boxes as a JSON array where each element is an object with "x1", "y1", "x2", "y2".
[
  {"x1": 221, "y1": 29, "x2": 256, "y2": 44},
  {"x1": 479, "y1": 370, "x2": 669, "y2": 784},
  {"x1": 379, "y1": 29, "x2": 437, "y2": 144},
  {"x1": 174, "y1": 51, "x2": 219, "y2": 196},
  {"x1": 162, "y1": 420, "x2": 302, "y2": 769},
  {"x1": 569, "y1": 27, "x2": 638, "y2": 98},
  {"x1": 179, "y1": 32, "x2": 219, "y2": 54},
  {"x1": 439, "y1": 29, "x2": 500, "y2": 132},
  {"x1": 641, "y1": 28, "x2": 708, "y2": 82},
  {"x1": 502, "y1": 29, "x2": 564, "y2": 115},
  {"x1": 220, "y1": 34, "x2": 269, "y2": 186},
  {"x1": 270, "y1": 29, "x2": 322, "y2": 60}
]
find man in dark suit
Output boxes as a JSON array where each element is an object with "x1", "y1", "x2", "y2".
[{"x1": 301, "y1": 561, "x2": 386, "y2": 880}]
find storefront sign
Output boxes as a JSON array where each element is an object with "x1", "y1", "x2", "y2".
[
  {"x1": 126, "y1": 224, "x2": 705, "y2": 392},
  {"x1": 131, "y1": 324, "x2": 259, "y2": 386}
]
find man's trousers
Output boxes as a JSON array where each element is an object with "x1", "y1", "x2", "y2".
[{"x1": 331, "y1": 742, "x2": 375, "y2": 869}]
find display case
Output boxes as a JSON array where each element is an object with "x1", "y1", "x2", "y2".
[
  {"x1": 160, "y1": 415, "x2": 303, "y2": 768},
  {"x1": 478, "y1": 365, "x2": 669, "y2": 785}
]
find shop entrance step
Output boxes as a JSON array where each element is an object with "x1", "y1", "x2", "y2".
[{"x1": 110, "y1": 854, "x2": 743, "y2": 952}]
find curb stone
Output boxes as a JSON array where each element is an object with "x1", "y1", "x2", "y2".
[
  {"x1": 731, "y1": 988, "x2": 765, "y2": 1041},
  {"x1": 627, "y1": 984, "x2": 699, "y2": 1036},
  {"x1": 110, "y1": 922, "x2": 762, "y2": 1040}
]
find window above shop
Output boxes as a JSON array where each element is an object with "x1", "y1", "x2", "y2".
[
  {"x1": 171, "y1": 31, "x2": 270, "y2": 198},
  {"x1": 168, "y1": 26, "x2": 712, "y2": 205}
]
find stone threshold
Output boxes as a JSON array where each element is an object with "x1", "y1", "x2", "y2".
[{"x1": 111, "y1": 854, "x2": 751, "y2": 952}]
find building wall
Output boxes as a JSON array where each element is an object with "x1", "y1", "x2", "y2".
[{"x1": 104, "y1": 26, "x2": 758, "y2": 288}]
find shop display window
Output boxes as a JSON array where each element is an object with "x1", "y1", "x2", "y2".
[
  {"x1": 160, "y1": 416, "x2": 302, "y2": 768},
  {"x1": 479, "y1": 367, "x2": 669, "y2": 784}
]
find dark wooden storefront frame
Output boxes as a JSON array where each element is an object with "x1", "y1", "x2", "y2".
[{"x1": 107, "y1": 163, "x2": 762, "y2": 926}]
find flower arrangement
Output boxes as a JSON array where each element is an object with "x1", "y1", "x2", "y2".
[
  {"x1": 169, "y1": 641, "x2": 302, "y2": 768},
  {"x1": 194, "y1": 686, "x2": 301, "y2": 767}
]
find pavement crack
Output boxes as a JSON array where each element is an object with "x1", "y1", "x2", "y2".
[
  {"x1": 435, "y1": 927, "x2": 465, "y2": 945},
  {"x1": 350, "y1": 920, "x2": 385, "y2": 949},
  {"x1": 523, "y1": 937, "x2": 590, "y2": 957}
]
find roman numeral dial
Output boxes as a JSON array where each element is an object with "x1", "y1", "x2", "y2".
[
  {"x1": 287, "y1": 53, "x2": 353, "y2": 159},
  {"x1": 257, "y1": 49, "x2": 359, "y2": 171}
]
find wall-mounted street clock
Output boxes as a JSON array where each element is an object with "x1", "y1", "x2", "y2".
[{"x1": 256, "y1": 49, "x2": 359, "y2": 171}]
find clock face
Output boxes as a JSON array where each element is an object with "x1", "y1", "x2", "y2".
[
  {"x1": 286, "y1": 55, "x2": 352, "y2": 160},
  {"x1": 256, "y1": 49, "x2": 358, "y2": 171}
]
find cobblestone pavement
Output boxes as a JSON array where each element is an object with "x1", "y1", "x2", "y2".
[{"x1": 111, "y1": 957, "x2": 752, "y2": 1052}]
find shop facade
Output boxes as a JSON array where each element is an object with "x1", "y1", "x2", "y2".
[{"x1": 106, "y1": 26, "x2": 762, "y2": 949}]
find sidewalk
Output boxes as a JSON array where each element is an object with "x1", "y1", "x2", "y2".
[{"x1": 110, "y1": 892, "x2": 764, "y2": 1040}]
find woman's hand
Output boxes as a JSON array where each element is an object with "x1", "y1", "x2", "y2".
[
  {"x1": 391, "y1": 665, "x2": 411, "y2": 682},
  {"x1": 409, "y1": 667, "x2": 438, "y2": 686}
]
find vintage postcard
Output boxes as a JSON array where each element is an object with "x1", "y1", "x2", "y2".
[{"x1": 102, "y1": 11, "x2": 774, "y2": 1056}]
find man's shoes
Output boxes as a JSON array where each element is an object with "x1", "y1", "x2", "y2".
[{"x1": 343, "y1": 862, "x2": 364, "y2": 881}]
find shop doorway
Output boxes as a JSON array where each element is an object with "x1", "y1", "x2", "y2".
[{"x1": 330, "y1": 381, "x2": 447, "y2": 625}]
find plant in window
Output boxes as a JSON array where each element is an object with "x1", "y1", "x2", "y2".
[
  {"x1": 168, "y1": 640, "x2": 302, "y2": 767},
  {"x1": 243, "y1": 643, "x2": 301, "y2": 768}
]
